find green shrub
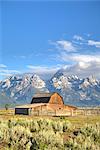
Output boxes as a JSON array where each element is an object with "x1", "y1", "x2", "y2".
[
  {"x1": 62, "y1": 120, "x2": 72, "y2": 132},
  {"x1": 8, "y1": 125, "x2": 32, "y2": 150},
  {"x1": 64, "y1": 123, "x2": 100, "y2": 150},
  {"x1": 31, "y1": 130, "x2": 63, "y2": 149},
  {"x1": 0, "y1": 118, "x2": 99, "y2": 150},
  {"x1": 0, "y1": 121, "x2": 9, "y2": 143},
  {"x1": 52, "y1": 120, "x2": 63, "y2": 133}
]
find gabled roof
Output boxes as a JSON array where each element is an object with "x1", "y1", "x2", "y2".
[
  {"x1": 31, "y1": 93, "x2": 52, "y2": 104},
  {"x1": 31, "y1": 97, "x2": 51, "y2": 104},
  {"x1": 64, "y1": 104, "x2": 77, "y2": 110}
]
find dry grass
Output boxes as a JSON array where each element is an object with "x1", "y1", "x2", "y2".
[
  {"x1": 0, "y1": 109, "x2": 100, "y2": 127},
  {"x1": 0, "y1": 109, "x2": 100, "y2": 150}
]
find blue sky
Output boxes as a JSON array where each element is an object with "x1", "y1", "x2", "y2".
[{"x1": 0, "y1": 0, "x2": 100, "y2": 80}]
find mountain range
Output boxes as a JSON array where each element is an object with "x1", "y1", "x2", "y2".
[{"x1": 0, "y1": 69, "x2": 100, "y2": 107}]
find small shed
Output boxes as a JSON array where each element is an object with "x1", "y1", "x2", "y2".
[{"x1": 15, "y1": 92, "x2": 77, "y2": 116}]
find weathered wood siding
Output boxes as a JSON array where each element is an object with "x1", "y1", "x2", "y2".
[
  {"x1": 49, "y1": 93, "x2": 63, "y2": 105},
  {"x1": 31, "y1": 107, "x2": 72, "y2": 116}
]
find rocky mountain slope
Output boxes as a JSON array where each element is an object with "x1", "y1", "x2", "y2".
[
  {"x1": 47, "y1": 69, "x2": 100, "y2": 106},
  {"x1": 0, "y1": 74, "x2": 48, "y2": 107},
  {"x1": 0, "y1": 71, "x2": 100, "y2": 107}
]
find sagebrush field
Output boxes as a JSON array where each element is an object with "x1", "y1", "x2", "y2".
[{"x1": 0, "y1": 110, "x2": 100, "y2": 150}]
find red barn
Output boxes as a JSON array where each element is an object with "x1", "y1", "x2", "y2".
[{"x1": 15, "y1": 92, "x2": 77, "y2": 116}]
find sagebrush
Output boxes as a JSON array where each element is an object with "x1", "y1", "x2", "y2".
[{"x1": 0, "y1": 118, "x2": 100, "y2": 150}]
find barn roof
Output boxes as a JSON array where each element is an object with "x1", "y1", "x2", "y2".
[
  {"x1": 64, "y1": 104, "x2": 77, "y2": 110},
  {"x1": 15, "y1": 103, "x2": 47, "y2": 108},
  {"x1": 31, "y1": 92, "x2": 63, "y2": 104},
  {"x1": 31, "y1": 93, "x2": 52, "y2": 104}
]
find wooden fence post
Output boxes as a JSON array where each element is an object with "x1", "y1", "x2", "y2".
[{"x1": 71, "y1": 109, "x2": 73, "y2": 116}]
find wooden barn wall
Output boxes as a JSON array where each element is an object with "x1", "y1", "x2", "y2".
[
  {"x1": 31, "y1": 109, "x2": 72, "y2": 116},
  {"x1": 49, "y1": 93, "x2": 63, "y2": 105},
  {"x1": 30, "y1": 105, "x2": 73, "y2": 116},
  {"x1": 30, "y1": 107, "x2": 100, "y2": 116}
]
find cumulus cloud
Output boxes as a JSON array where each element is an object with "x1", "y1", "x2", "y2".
[
  {"x1": 64, "y1": 61, "x2": 100, "y2": 79},
  {"x1": 78, "y1": 61, "x2": 90, "y2": 69},
  {"x1": 58, "y1": 52, "x2": 100, "y2": 78},
  {"x1": 73, "y1": 35, "x2": 84, "y2": 41},
  {"x1": 88, "y1": 40, "x2": 100, "y2": 48}
]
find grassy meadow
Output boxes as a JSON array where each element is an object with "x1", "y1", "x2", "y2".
[{"x1": 0, "y1": 109, "x2": 100, "y2": 150}]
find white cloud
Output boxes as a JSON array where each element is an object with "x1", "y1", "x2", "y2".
[
  {"x1": 54, "y1": 35, "x2": 100, "y2": 79},
  {"x1": 73, "y1": 35, "x2": 84, "y2": 41},
  {"x1": 26, "y1": 65, "x2": 61, "y2": 79},
  {"x1": 64, "y1": 61, "x2": 100, "y2": 79},
  {"x1": 0, "y1": 64, "x2": 7, "y2": 68},
  {"x1": 27, "y1": 65, "x2": 60, "y2": 74},
  {"x1": 71, "y1": 54, "x2": 100, "y2": 63},
  {"x1": 58, "y1": 52, "x2": 100, "y2": 78},
  {"x1": 56, "y1": 40, "x2": 76, "y2": 52},
  {"x1": 78, "y1": 61, "x2": 90, "y2": 69},
  {"x1": 88, "y1": 40, "x2": 100, "y2": 48},
  {"x1": 49, "y1": 40, "x2": 76, "y2": 52},
  {"x1": 59, "y1": 52, "x2": 100, "y2": 63}
]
